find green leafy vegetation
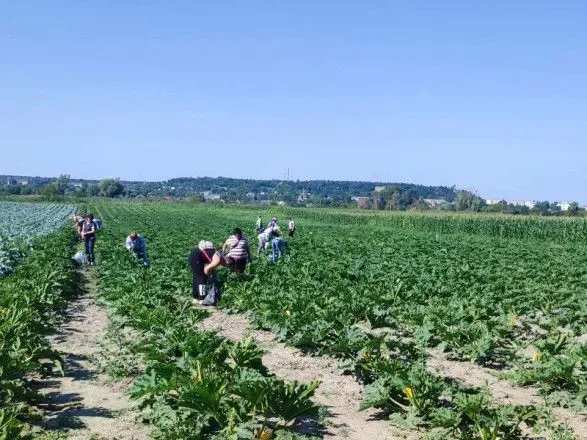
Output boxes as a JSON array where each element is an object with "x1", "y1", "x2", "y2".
[
  {"x1": 0, "y1": 201, "x2": 73, "y2": 275},
  {"x1": 87, "y1": 203, "x2": 321, "y2": 439},
  {"x1": 0, "y1": 226, "x2": 78, "y2": 439},
  {"x1": 4, "y1": 200, "x2": 586, "y2": 438},
  {"x1": 84, "y1": 202, "x2": 586, "y2": 438}
]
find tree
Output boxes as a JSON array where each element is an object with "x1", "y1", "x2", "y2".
[
  {"x1": 531, "y1": 201, "x2": 550, "y2": 216},
  {"x1": 455, "y1": 190, "x2": 484, "y2": 211},
  {"x1": 86, "y1": 184, "x2": 100, "y2": 196},
  {"x1": 99, "y1": 178, "x2": 124, "y2": 198},
  {"x1": 567, "y1": 202, "x2": 580, "y2": 217},
  {"x1": 411, "y1": 199, "x2": 430, "y2": 211},
  {"x1": 39, "y1": 183, "x2": 58, "y2": 198},
  {"x1": 55, "y1": 174, "x2": 70, "y2": 195},
  {"x1": 75, "y1": 182, "x2": 89, "y2": 197}
]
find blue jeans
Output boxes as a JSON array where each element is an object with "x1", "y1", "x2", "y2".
[
  {"x1": 271, "y1": 238, "x2": 286, "y2": 262},
  {"x1": 85, "y1": 236, "x2": 95, "y2": 264},
  {"x1": 133, "y1": 248, "x2": 149, "y2": 267}
]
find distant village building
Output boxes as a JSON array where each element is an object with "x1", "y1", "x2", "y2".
[
  {"x1": 510, "y1": 200, "x2": 536, "y2": 209},
  {"x1": 485, "y1": 199, "x2": 536, "y2": 208},
  {"x1": 556, "y1": 201, "x2": 572, "y2": 211},
  {"x1": 423, "y1": 198, "x2": 447, "y2": 208},
  {"x1": 352, "y1": 196, "x2": 371, "y2": 209},
  {"x1": 374, "y1": 186, "x2": 387, "y2": 193},
  {"x1": 297, "y1": 189, "x2": 311, "y2": 203},
  {"x1": 278, "y1": 201, "x2": 286, "y2": 207},
  {"x1": 201, "y1": 191, "x2": 220, "y2": 200}
]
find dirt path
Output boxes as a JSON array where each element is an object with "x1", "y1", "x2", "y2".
[
  {"x1": 427, "y1": 348, "x2": 587, "y2": 439},
  {"x1": 197, "y1": 309, "x2": 414, "y2": 440},
  {"x1": 35, "y1": 269, "x2": 150, "y2": 440}
]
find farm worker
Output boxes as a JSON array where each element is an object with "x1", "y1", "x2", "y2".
[
  {"x1": 75, "y1": 215, "x2": 84, "y2": 236},
  {"x1": 257, "y1": 226, "x2": 279, "y2": 255},
  {"x1": 187, "y1": 241, "x2": 223, "y2": 304},
  {"x1": 81, "y1": 213, "x2": 96, "y2": 266},
  {"x1": 270, "y1": 236, "x2": 287, "y2": 262},
  {"x1": 288, "y1": 218, "x2": 296, "y2": 237},
  {"x1": 269, "y1": 217, "x2": 278, "y2": 228},
  {"x1": 126, "y1": 232, "x2": 149, "y2": 267},
  {"x1": 222, "y1": 228, "x2": 251, "y2": 273},
  {"x1": 255, "y1": 216, "x2": 263, "y2": 232}
]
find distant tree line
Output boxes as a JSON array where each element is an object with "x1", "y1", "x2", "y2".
[
  {"x1": 0, "y1": 174, "x2": 455, "y2": 205},
  {"x1": 1, "y1": 175, "x2": 124, "y2": 199},
  {"x1": 0, "y1": 174, "x2": 583, "y2": 216}
]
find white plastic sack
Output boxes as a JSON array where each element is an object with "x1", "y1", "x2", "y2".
[{"x1": 72, "y1": 250, "x2": 86, "y2": 265}]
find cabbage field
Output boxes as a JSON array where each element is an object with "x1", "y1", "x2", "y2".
[
  {"x1": 2, "y1": 201, "x2": 586, "y2": 439},
  {"x1": 0, "y1": 201, "x2": 74, "y2": 275}
]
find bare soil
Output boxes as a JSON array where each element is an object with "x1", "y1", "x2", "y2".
[
  {"x1": 197, "y1": 308, "x2": 418, "y2": 440},
  {"x1": 34, "y1": 269, "x2": 150, "y2": 440},
  {"x1": 427, "y1": 348, "x2": 587, "y2": 439}
]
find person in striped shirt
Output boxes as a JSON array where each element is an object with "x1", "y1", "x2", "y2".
[{"x1": 222, "y1": 228, "x2": 251, "y2": 273}]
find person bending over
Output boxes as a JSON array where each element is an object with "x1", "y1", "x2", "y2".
[{"x1": 126, "y1": 232, "x2": 149, "y2": 267}]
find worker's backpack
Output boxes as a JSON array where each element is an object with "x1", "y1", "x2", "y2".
[{"x1": 93, "y1": 219, "x2": 102, "y2": 231}]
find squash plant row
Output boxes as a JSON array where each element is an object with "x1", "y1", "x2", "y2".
[
  {"x1": 83, "y1": 202, "x2": 584, "y2": 439},
  {"x1": 87, "y1": 202, "x2": 322, "y2": 440},
  {"x1": 0, "y1": 225, "x2": 78, "y2": 439}
]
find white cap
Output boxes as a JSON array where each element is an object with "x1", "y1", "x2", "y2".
[{"x1": 198, "y1": 240, "x2": 215, "y2": 252}]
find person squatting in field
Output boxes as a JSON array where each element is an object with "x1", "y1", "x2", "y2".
[
  {"x1": 188, "y1": 240, "x2": 223, "y2": 305},
  {"x1": 126, "y1": 232, "x2": 149, "y2": 267},
  {"x1": 222, "y1": 228, "x2": 251, "y2": 274},
  {"x1": 81, "y1": 213, "x2": 96, "y2": 265}
]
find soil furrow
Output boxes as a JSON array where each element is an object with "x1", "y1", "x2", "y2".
[
  {"x1": 197, "y1": 309, "x2": 415, "y2": 440},
  {"x1": 35, "y1": 269, "x2": 150, "y2": 440}
]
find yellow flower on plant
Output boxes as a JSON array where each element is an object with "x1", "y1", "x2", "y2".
[
  {"x1": 532, "y1": 352, "x2": 541, "y2": 362},
  {"x1": 362, "y1": 353, "x2": 370, "y2": 361},
  {"x1": 285, "y1": 310, "x2": 291, "y2": 317},
  {"x1": 259, "y1": 428, "x2": 272, "y2": 440},
  {"x1": 403, "y1": 386, "x2": 414, "y2": 400}
]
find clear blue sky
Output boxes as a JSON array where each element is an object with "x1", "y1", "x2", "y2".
[{"x1": 1, "y1": 1, "x2": 586, "y2": 202}]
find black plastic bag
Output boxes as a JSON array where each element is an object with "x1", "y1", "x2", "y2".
[{"x1": 202, "y1": 281, "x2": 221, "y2": 306}]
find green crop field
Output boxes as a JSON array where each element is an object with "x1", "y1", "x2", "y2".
[{"x1": 1, "y1": 200, "x2": 585, "y2": 439}]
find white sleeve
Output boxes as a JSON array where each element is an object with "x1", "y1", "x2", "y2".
[{"x1": 125, "y1": 237, "x2": 132, "y2": 250}]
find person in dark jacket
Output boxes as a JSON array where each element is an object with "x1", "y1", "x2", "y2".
[{"x1": 81, "y1": 213, "x2": 97, "y2": 265}]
